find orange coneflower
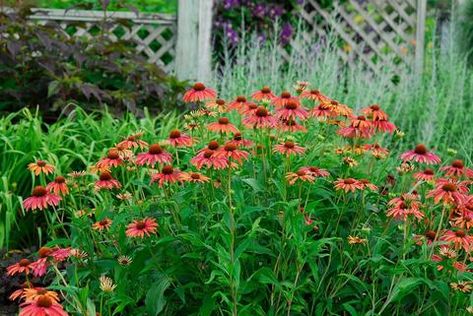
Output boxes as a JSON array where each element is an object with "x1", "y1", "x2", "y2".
[
  {"x1": 7, "y1": 259, "x2": 32, "y2": 276},
  {"x1": 364, "y1": 143, "x2": 389, "y2": 159},
  {"x1": 278, "y1": 119, "x2": 307, "y2": 133},
  {"x1": 442, "y1": 230, "x2": 473, "y2": 251},
  {"x1": 450, "y1": 281, "x2": 473, "y2": 293},
  {"x1": 23, "y1": 186, "x2": 61, "y2": 211},
  {"x1": 272, "y1": 91, "x2": 299, "y2": 108},
  {"x1": 299, "y1": 89, "x2": 331, "y2": 103},
  {"x1": 207, "y1": 117, "x2": 239, "y2": 134},
  {"x1": 95, "y1": 172, "x2": 121, "y2": 190},
  {"x1": 168, "y1": 129, "x2": 193, "y2": 147},
  {"x1": 337, "y1": 116, "x2": 373, "y2": 139},
  {"x1": 68, "y1": 170, "x2": 87, "y2": 178},
  {"x1": 216, "y1": 143, "x2": 249, "y2": 164},
  {"x1": 180, "y1": 172, "x2": 210, "y2": 183},
  {"x1": 227, "y1": 95, "x2": 250, "y2": 112},
  {"x1": 92, "y1": 218, "x2": 112, "y2": 231},
  {"x1": 334, "y1": 178, "x2": 365, "y2": 193},
  {"x1": 183, "y1": 82, "x2": 216, "y2": 103},
  {"x1": 275, "y1": 100, "x2": 309, "y2": 121},
  {"x1": 28, "y1": 160, "x2": 55, "y2": 176},
  {"x1": 22, "y1": 287, "x2": 60, "y2": 303},
  {"x1": 19, "y1": 295, "x2": 68, "y2": 316},
  {"x1": 150, "y1": 165, "x2": 183, "y2": 187},
  {"x1": 96, "y1": 149, "x2": 123, "y2": 169},
  {"x1": 273, "y1": 141, "x2": 305, "y2": 156},
  {"x1": 310, "y1": 103, "x2": 335, "y2": 118},
  {"x1": 126, "y1": 217, "x2": 158, "y2": 238},
  {"x1": 205, "y1": 98, "x2": 227, "y2": 112},
  {"x1": 450, "y1": 207, "x2": 473, "y2": 230},
  {"x1": 238, "y1": 102, "x2": 258, "y2": 116},
  {"x1": 440, "y1": 159, "x2": 473, "y2": 178},
  {"x1": 361, "y1": 104, "x2": 388, "y2": 121},
  {"x1": 46, "y1": 176, "x2": 69, "y2": 196},
  {"x1": 117, "y1": 133, "x2": 148, "y2": 150},
  {"x1": 413, "y1": 168, "x2": 435, "y2": 181},
  {"x1": 427, "y1": 179, "x2": 469, "y2": 205},
  {"x1": 285, "y1": 169, "x2": 315, "y2": 185},
  {"x1": 191, "y1": 149, "x2": 229, "y2": 170},
  {"x1": 136, "y1": 144, "x2": 172, "y2": 167},
  {"x1": 242, "y1": 106, "x2": 279, "y2": 129},
  {"x1": 359, "y1": 179, "x2": 378, "y2": 191},
  {"x1": 386, "y1": 201, "x2": 424, "y2": 221},
  {"x1": 400, "y1": 144, "x2": 441, "y2": 165},
  {"x1": 228, "y1": 133, "x2": 254, "y2": 147},
  {"x1": 251, "y1": 86, "x2": 275, "y2": 101}
]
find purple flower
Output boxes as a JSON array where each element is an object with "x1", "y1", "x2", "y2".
[
  {"x1": 280, "y1": 23, "x2": 293, "y2": 45},
  {"x1": 224, "y1": 0, "x2": 241, "y2": 9},
  {"x1": 224, "y1": 24, "x2": 239, "y2": 45},
  {"x1": 252, "y1": 3, "x2": 267, "y2": 18}
]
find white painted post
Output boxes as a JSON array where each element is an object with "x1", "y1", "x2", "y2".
[
  {"x1": 415, "y1": 0, "x2": 426, "y2": 74},
  {"x1": 175, "y1": 0, "x2": 213, "y2": 82}
]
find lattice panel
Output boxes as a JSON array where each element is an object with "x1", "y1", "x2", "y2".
[
  {"x1": 297, "y1": 0, "x2": 419, "y2": 72},
  {"x1": 29, "y1": 9, "x2": 177, "y2": 72}
]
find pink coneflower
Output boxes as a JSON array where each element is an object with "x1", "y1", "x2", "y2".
[
  {"x1": 136, "y1": 144, "x2": 172, "y2": 167},
  {"x1": 150, "y1": 165, "x2": 182, "y2": 187},
  {"x1": 273, "y1": 141, "x2": 305, "y2": 156},
  {"x1": 207, "y1": 117, "x2": 239, "y2": 134},
  {"x1": 28, "y1": 160, "x2": 55, "y2": 176},
  {"x1": 240, "y1": 102, "x2": 258, "y2": 116},
  {"x1": 228, "y1": 133, "x2": 254, "y2": 147},
  {"x1": 206, "y1": 99, "x2": 227, "y2": 112},
  {"x1": 216, "y1": 143, "x2": 249, "y2": 164},
  {"x1": 242, "y1": 106, "x2": 279, "y2": 129},
  {"x1": 373, "y1": 118, "x2": 396, "y2": 133},
  {"x1": 23, "y1": 186, "x2": 61, "y2": 211},
  {"x1": 414, "y1": 230, "x2": 438, "y2": 246},
  {"x1": 286, "y1": 169, "x2": 315, "y2": 185},
  {"x1": 7, "y1": 259, "x2": 32, "y2": 276},
  {"x1": 400, "y1": 144, "x2": 441, "y2": 165},
  {"x1": 278, "y1": 119, "x2": 307, "y2": 133},
  {"x1": 180, "y1": 172, "x2": 210, "y2": 183},
  {"x1": 46, "y1": 176, "x2": 69, "y2": 196},
  {"x1": 227, "y1": 96, "x2": 250, "y2": 112},
  {"x1": 299, "y1": 89, "x2": 331, "y2": 103},
  {"x1": 427, "y1": 179, "x2": 469, "y2": 205},
  {"x1": 117, "y1": 133, "x2": 148, "y2": 150},
  {"x1": 440, "y1": 159, "x2": 473, "y2": 178},
  {"x1": 30, "y1": 257, "x2": 48, "y2": 277},
  {"x1": 310, "y1": 103, "x2": 335, "y2": 118},
  {"x1": 361, "y1": 104, "x2": 388, "y2": 121},
  {"x1": 441, "y1": 230, "x2": 473, "y2": 251},
  {"x1": 49, "y1": 248, "x2": 70, "y2": 262},
  {"x1": 183, "y1": 82, "x2": 217, "y2": 103},
  {"x1": 272, "y1": 91, "x2": 299, "y2": 108},
  {"x1": 168, "y1": 129, "x2": 193, "y2": 147},
  {"x1": 96, "y1": 149, "x2": 123, "y2": 169},
  {"x1": 359, "y1": 179, "x2": 378, "y2": 191},
  {"x1": 251, "y1": 86, "x2": 275, "y2": 101},
  {"x1": 386, "y1": 201, "x2": 424, "y2": 221},
  {"x1": 95, "y1": 172, "x2": 121, "y2": 190},
  {"x1": 126, "y1": 217, "x2": 158, "y2": 238},
  {"x1": 450, "y1": 207, "x2": 473, "y2": 230},
  {"x1": 191, "y1": 149, "x2": 229, "y2": 170},
  {"x1": 275, "y1": 100, "x2": 309, "y2": 120},
  {"x1": 92, "y1": 218, "x2": 112, "y2": 231},
  {"x1": 334, "y1": 178, "x2": 365, "y2": 193},
  {"x1": 300, "y1": 166, "x2": 330, "y2": 178},
  {"x1": 19, "y1": 295, "x2": 68, "y2": 316},
  {"x1": 413, "y1": 168, "x2": 435, "y2": 181},
  {"x1": 337, "y1": 116, "x2": 373, "y2": 139}
]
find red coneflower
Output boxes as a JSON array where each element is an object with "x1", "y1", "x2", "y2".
[
  {"x1": 23, "y1": 186, "x2": 61, "y2": 211},
  {"x1": 207, "y1": 117, "x2": 239, "y2": 134},
  {"x1": 337, "y1": 116, "x2": 373, "y2": 139},
  {"x1": 205, "y1": 98, "x2": 227, "y2": 112},
  {"x1": 183, "y1": 82, "x2": 217, "y2": 103},
  {"x1": 7, "y1": 259, "x2": 32, "y2": 276},
  {"x1": 95, "y1": 172, "x2": 121, "y2": 190},
  {"x1": 22, "y1": 288, "x2": 60, "y2": 303},
  {"x1": 441, "y1": 230, "x2": 473, "y2": 251},
  {"x1": 191, "y1": 149, "x2": 229, "y2": 170},
  {"x1": 168, "y1": 129, "x2": 193, "y2": 147},
  {"x1": 300, "y1": 166, "x2": 330, "y2": 178},
  {"x1": 180, "y1": 172, "x2": 210, "y2": 183},
  {"x1": 361, "y1": 104, "x2": 388, "y2": 121},
  {"x1": 251, "y1": 86, "x2": 275, "y2": 101},
  {"x1": 440, "y1": 159, "x2": 473, "y2": 178},
  {"x1": 46, "y1": 176, "x2": 69, "y2": 196},
  {"x1": 278, "y1": 119, "x2": 307, "y2": 133},
  {"x1": 19, "y1": 295, "x2": 68, "y2": 316},
  {"x1": 299, "y1": 89, "x2": 331, "y2": 103},
  {"x1": 273, "y1": 141, "x2": 305, "y2": 156},
  {"x1": 400, "y1": 144, "x2": 441, "y2": 165},
  {"x1": 285, "y1": 169, "x2": 316, "y2": 185},
  {"x1": 427, "y1": 179, "x2": 469, "y2": 205},
  {"x1": 228, "y1": 133, "x2": 254, "y2": 147},
  {"x1": 272, "y1": 91, "x2": 299, "y2": 108},
  {"x1": 92, "y1": 218, "x2": 113, "y2": 231},
  {"x1": 334, "y1": 178, "x2": 365, "y2": 193},
  {"x1": 242, "y1": 106, "x2": 279, "y2": 129},
  {"x1": 310, "y1": 103, "x2": 335, "y2": 118},
  {"x1": 96, "y1": 149, "x2": 123, "y2": 169},
  {"x1": 227, "y1": 95, "x2": 250, "y2": 112},
  {"x1": 413, "y1": 168, "x2": 435, "y2": 181},
  {"x1": 150, "y1": 165, "x2": 182, "y2": 187},
  {"x1": 373, "y1": 118, "x2": 396, "y2": 134},
  {"x1": 216, "y1": 143, "x2": 249, "y2": 164},
  {"x1": 136, "y1": 144, "x2": 172, "y2": 167},
  {"x1": 126, "y1": 217, "x2": 158, "y2": 238},
  {"x1": 28, "y1": 160, "x2": 55, "y2": 176},
  {"x1": 117, "y1": 133, "x2": 148, "y2": 150},
  {"x1": 275, "y1": 100, "x2": 309, "y2": 120}
]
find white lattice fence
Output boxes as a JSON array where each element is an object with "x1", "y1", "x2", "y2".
[
  {"x1": 296, "y1": 0, "x2": 426, "y2": 72},
  {"x1": 26, "y1": 8, "x2": 177, "y2": 72}
]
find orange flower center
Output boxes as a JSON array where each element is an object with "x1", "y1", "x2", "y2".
[
  {"x1": 280, "y1": 91, "x2": 291, "y2": 98},
  {"x1": 370, "y1": 104, "x2": 380, "y2": 111},
  {"x1": 218, "y1": 117, "x2": 229, "y2": 125},
  {"x1": 207, "y1": 141, "x2": 219, "y2": 150},
  {"x1": 203, "y1": 150, "x2": 214, "y2": 159},
  {"x1": 442, "y1": 183, "x2": 457, "y2": 192},
  {"x1": 32, "y1": 186, "x2": 47, "y2": 197},
  {"x1": 423, "y1": 169, "x2": 434, "y2": 175},
  {"x1": 108, "y1": 150, "x2": 120, "y2": 160},
  {"x1": 284, "y1": 141, "x2": 295, "y2": 149},
  {"x1": 136, "y1": 221, "x2": 146, "y2": 230},
  {"x1": 261, "y1": 86, "x2": 271, "y2": 93},
  {"x1": 414, "y1": 144, "x2": 428, "y2": 155},
  {"x1": 39, "y1": 247, "x2": 52, "y2": 258},
  {"x1": 148, "y1": 144, "x2": 163, "y2": 155},
  {"x1": 236, "y1": 96, "x2": 246, "y2": 102},
  {"x1": 37, "y1": 295, "x2": 53, "y2": 308},
  {"x1": 452, "y1": 160, "x2": 464, "y2": 169},
  {"x1": 455, "y1": 230, "x2": 466, "y2": 238},
  {"x1": 343, "y1": 179, "x2": 356, "y2": 185},
  {"x1": 255, "y1": 107, "x2": 268, "y2": 117},
  {"x1": 162, "y1": 165, "x2": 174, "y2": 175},
  {"x1": 99, "y1": 172, "x2": 112, "y2": 181},
  {"x1": 425, "y1": 230, "x2": 437, "y2": 240},
  {"x1": 285, "y1": 101, "x2": 298, "y2": 110},
  {"x1": 170, "y1": 129, "x2": 181, "y2": 139},
  {"x1": 193, "y1": 82, "x2": 206, "y2": 91},
  {"x1": 19, "y1": 259, "x2": 31, "y2": 267},
  {"x1": 224, "y1": 144, "x2": 237, "y2": 152},
  {"x1": 36, "y1": 160, "x2": 46, "y2": 167},
  {"x1": 216, "y1": 99, "x2": 225, "y2": 105},
  {"x1": 190, "y1": 173, "x2": 201, "y2": 180}
]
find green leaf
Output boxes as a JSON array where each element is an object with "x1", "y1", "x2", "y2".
[
  {"x1": 145, "y1": 274, "x2": 171, "y2": 315},
  {"x1": 48, "y1": 80, "x2": 61, "y2": 98}
]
